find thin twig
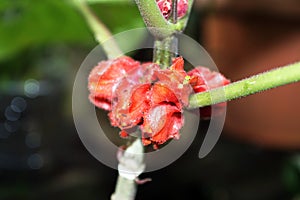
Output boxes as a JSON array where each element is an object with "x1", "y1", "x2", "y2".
[
  {"x1": 111, "y1": 138, "x2": 145, "y2": 200},
  {"x1": 189, "y1": 61, "x2": 300, "y2": 108},
  {"x1": 72, "y1": 0, "x2": 122, "y2": 59}
]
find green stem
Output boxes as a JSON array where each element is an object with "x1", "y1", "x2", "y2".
[
  {"x1": 111, "y1": 176, "x2": 137, "y2": 200},
  {"x1": 72, "y1": 0, "x2": 122, "y2": 59},
  {"x1": 135, "y1": 0, "x2": 193, "y2": 39},
  {"x1": 175, "y1": 0, "x2": 194, "y2": 31},
  {"x1": 153, "y1": 36, "x2": 178, "y2": 69},
  {"x1": 138, "y1": 0, "x2": 193, "y2": 69},
  {"x1": 111, "y1": 138, "x2": 145, "y2": 200},
  {"x1": 135, "y1": 0, "x2": 175, "y2": 38},
  {"x1": 189, "y1": 61, "x2": 300, "y2": 108}
]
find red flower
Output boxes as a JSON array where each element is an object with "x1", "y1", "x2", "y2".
[
  {"x1": 156, "y1": 0, "x2": 188, "y2": 19},
  {"x1": 140, "y1": 82, "x2": 183, "y2": 148},
  {"x1": 109, "y1": 63, "x2": 159, "y2": 129},
  {"x1": 88, "y1": 56, "x2": 139, "y2": 110},
  {"x1": 141, "y1": 104, "x2": 182, "y2": 148},
  {"x1": 88, "y1": 56, "x2": 230, "y2": 148},
  {"x1": 108, "y1": 58, "x2": 189, "y2": 148},
  {"x1": 153, "y1": 57, "x2": 192, "y2": 107}
]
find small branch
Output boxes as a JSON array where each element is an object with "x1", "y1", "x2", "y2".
[
  {"x1": 153, "y1": 35, "x2": 178, "y2": 69},
  {"x1": 111, "y1": 176, "x2": 137, "y2": 200},
  {"x1": 135, "y1": 0, "x2": 175, "y2": 38},
  {"x1": 189, "y1": 61, "x2": 300, "y2": 108},
  {"x1": 111, "y1": 138, "x2": 145, "y2": 200},
  {"x1": 135, "y1": 0, "x2": 185, "y2": 39},
  {"x1": 72, "y1": 0, "x2": 122, "y2": 59}
]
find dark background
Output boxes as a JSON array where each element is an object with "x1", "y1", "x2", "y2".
[{"x1": 0, "y1": 0, "x2": 300, "y2": 199}]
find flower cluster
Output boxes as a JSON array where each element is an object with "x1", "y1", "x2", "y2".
[
  {"x1": 88, "y1": 56, "x2": 229, "y2": 148},
  {"x1": 156, "y1": 0, "x2": 188, "y2": 19}
]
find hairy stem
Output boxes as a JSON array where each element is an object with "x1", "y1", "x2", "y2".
[
  {"x1": 111, "y1": 176, "x2": 137, "y2": 200},
  {"x1": 135, "y1": 0, "x2": 193, "y2": 39},
  {"x1": 135, "y1": 0, "x2": 176, "y2": 38},
  {"x1": 72, "y1": 0, "x2": 122, "y2": 59},
  {"x1": 111, "y1": 138, "x2": 145, "y2": 200},
  {"x1": 153, "y1": 36, "x2": 178, "y2": 69},
  {"x1": 189, "y1": 61, "x2": 300, "y2": 108}
]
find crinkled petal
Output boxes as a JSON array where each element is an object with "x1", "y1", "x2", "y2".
[
  {"x1": 153, "y1": 58, "x2": 192, "y2": 107},
  {"x1": 89, "y1": 94, "x2": 112, "y2": 111},
  {"x1": 109, "y1": 63, "x2": 158, "y2": 128},
  {"x1": 110, "y1": 83, "x2": 151, "y2": 129},
  {"x1": 151, "y1": 83, "x2": 181, "y2": 109},
  {"x1": 88, "y1": 56, "x2": 140, "y2": 110},
  {"x1": 141, "y1": 104, "x2": 183, "y2": 147}
]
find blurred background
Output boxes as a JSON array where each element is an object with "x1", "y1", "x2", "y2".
[{"x1": 0, "y1": 0, "x2": 299, "y2": 199}]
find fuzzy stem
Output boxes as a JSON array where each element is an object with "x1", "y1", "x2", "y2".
[
  {"x1": 72, "y1": 0, "x2": 122, "y2": 59},
  {"x1": 111, "y1": 176, "x2": 137, "y2": 200},
  {"x1": 189, "y1": 61, "x2": 300, "y2": 108},
  {"x1": 153, "y1": 35, "x2": 178, "y2": 69},
  {"x1": 135, "y1": 0, "x2": 193, "y2": 39},
  {"x1": 135, "y1": 0, "x2": 176, "y2": 38},
  {"x1": 111, "y1": 138, "x2": 145, "y2": 200}
]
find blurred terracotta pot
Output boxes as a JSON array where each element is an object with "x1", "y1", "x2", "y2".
[{"x1": 202, "y1": 14, "x2": 300, "y2": 149}]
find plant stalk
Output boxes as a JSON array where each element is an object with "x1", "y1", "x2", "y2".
[
  {"x1": 189, "y1": 61, "x2": 300, "y2": 108},
  {"x1": 153, "y1": 34, "x2": 178, "y2": 69},
  {"x1": 111, "y1": 138, "x2": 145, "y2": 200},
  {"x1": 111, "y1": 176, "x2": 137, "y2": 200},
  {"x1": 72, "y1": 0, "x2": 122, "y2": 59}
]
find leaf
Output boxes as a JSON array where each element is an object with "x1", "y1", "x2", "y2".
[
  {"x1": 0, "y1": 0, "x2": 93, "y2": 61},
  {"x1": 0, "y1": 0, "x2": 145, "y2": 62}
]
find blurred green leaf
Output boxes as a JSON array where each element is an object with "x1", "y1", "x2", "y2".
[
  {"x1": 0, "y1": 0, "x2": 144, "y2": 62},
  {"x1": 0, "y1": 0, "x2": 93, "y2": 61},
  {"x1": 90, "y1": 1, "x2": 146, "y2": 52},
  {"x1": 86, "y1": 0, "x2": 132, "y2": 4},
  {"x1": 91, "y1": 2, "x2": 143, "y2": 33}
]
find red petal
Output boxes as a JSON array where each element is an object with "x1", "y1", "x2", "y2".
[
  {"x1": 177, "y1": 0, "x2": 188, "y2": 18},
  {"x1": 89, "y1": 94, "x2": 112, "y2": 111},
  {"x1": 88, "y1": 56, "x2": 140, "y2": 110},
  {"x1": 126, "y1": 62, "x2": 159, "y2": 85},
  {"x1": 156, "y1": 0, "x2": 172, "y2": 18},
  {"x1": 109, "y1": 61, "x2": 158, "y2": 128},
  {"x1": 141, "y1": 104, "x2": 183, "y2": 146},
  {"x1": 151, "y1": 83, "x2": 180, "y2": 108},
  {"x1": 170, "y1": 57, "x2": 184, "y2": 71},
  {"x1": 110, "y1": 83, "x2": 151, "y2": 129},
  {"x1": 119, "y1": 130, "x2": 129, "y2": 138},
  {"x1": 154, "y1": 64, "x2": 192, "y2": 107},
  {"x1": 130, "y1": 84, "x2": 151, "y2": 113}
]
